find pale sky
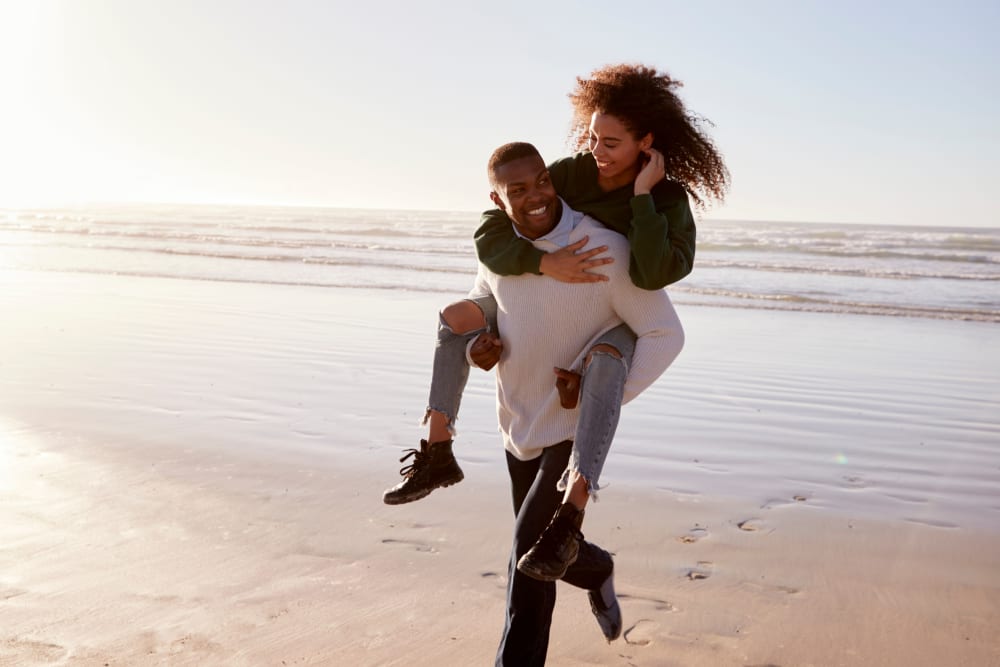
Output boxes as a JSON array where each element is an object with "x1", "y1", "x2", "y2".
[{"x1": 1, "y1": 0, "x2": 998, "y2": 226}]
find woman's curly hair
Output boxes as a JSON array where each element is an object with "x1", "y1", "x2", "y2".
[{"x1": 569, "y1": 63, "x2": 730, "y2": 209}]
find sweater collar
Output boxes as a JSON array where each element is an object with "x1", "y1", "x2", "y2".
[{"x1": 513, "y1": 198, "x2": 580, "y2": 250}]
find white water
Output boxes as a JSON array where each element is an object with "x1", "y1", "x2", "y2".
[{"x1": 2, "y1": 204, "x2": 999, "y2": 321}]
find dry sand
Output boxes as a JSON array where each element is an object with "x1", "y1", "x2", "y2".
[{"x1": 1, "y1": 270, "x2": 998, "y2": 666}]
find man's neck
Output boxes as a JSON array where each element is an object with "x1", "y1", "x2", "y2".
[{"x1": 518, "y1": 200, "x2": 564, "y2": 240}]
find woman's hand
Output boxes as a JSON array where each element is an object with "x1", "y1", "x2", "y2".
[
  {"x1": 538, "y1": 236, "x2": 613, "y2": 283},
  {"x1": 554, "y1": 367, "x2": 581, "y2": 409},
  {"x1": 634, "y1": 148, "x2": 666, "y2": 196}
]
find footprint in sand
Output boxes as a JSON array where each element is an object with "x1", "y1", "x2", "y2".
[
  {"x1": 842, "y1": 475, "x2": 867, "y2": 489},
  {"x1": 2, "y1": 638, "x2": 67, "y2": 662},
  {"x1": 0, "y1": 586, "x2": 26, "y2": 601},
  {"x1": 168, "y1": 633, "x2": 223, "y2": 655},
  {"x1": 618, "y1": 593, "x2": 676, "y2": 612},
  {"x1": 623, "y1": 619, "x2": 658, "y2": 646},
  {"x1": 761, "y1": 495, "x2": 809, "y2": 509},
  {"x1": 737, "y1": 518, "x2": 765, "y2": 532},
  {"x1": 742, "y1": 580, "x2": 801, "y2": 597},
  {"x1": 480, "y1": 571, "x2": 506, "y2": 588},
  {"x1": 381, "y1": 538, "x2": 437, "y2": 553},
  {"x1": 677, "y1": 525, "x2": 709, "y2": 543},
  {"x1": 686, "y1": 561, "x2": 714, "y2": 580}
]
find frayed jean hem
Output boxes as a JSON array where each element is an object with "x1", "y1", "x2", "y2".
[
  {"x1": 556, "y1": 468, "x2": 603, "y2": 502},
  {"x1": 555, "y1": 345, "x2": 630, "y2": 503},
  {"x1": 420, "y1": 407, "x2": 460, "y2": 437}
]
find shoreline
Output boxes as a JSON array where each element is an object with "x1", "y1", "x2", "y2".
[{"x1": 7, "y1": 265, "x2": 999, "y2": 323}]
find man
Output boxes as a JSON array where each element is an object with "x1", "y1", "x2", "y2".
[
  {"x1": 387, "y1": 143, "x2": 685, "y2": 663},
  {"x1": 465, "y1": 142, "x2": 683, "y2": 665}
]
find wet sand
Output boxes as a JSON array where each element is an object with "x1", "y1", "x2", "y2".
[{"x1": 1, "y1": 270, "x2": 998, "y2": 666}]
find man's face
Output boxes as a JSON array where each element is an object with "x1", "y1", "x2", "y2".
[{"x1": 490, "y1": 155, "x2": 560, "y2": 240}]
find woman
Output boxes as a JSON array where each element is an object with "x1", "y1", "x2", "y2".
[
  {"x1": 382, "y1": 63, "x2": 728, "y2": 636},
  {"x1": 476, "y1": 62, "x2": 728, "y2": 290}
]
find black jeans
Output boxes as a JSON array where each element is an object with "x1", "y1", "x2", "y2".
[{"x1": 496, "y1": 441, "x2": 613, "y2": 667}]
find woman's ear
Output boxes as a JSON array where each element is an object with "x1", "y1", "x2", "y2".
[{"x1": 639, "y1": 133, "x2": 654, "y2": 151}]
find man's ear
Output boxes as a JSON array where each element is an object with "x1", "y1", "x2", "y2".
[
  {"x1": 639, "y1": 132, "x2": 653, "y2": 151},
  {"x1": 490, "y1": 191, "x2": 506, "y2": 211}
]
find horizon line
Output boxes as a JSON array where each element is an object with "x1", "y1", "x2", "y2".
[{"x1": 0, "y1": 199, "x2": 996, "y2": 231}]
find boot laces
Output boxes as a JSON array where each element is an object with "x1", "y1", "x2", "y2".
[
  {"x1": 536, "y1": 513, "x2": 583, "y2": 556},
  {"x1": 397, "y1": 448, "x2": 429, "y2": 478}
]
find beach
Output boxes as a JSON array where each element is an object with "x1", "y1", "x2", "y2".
[
  {"x1": 1, "y1": 268, "x2": 998, "y2": 666},
  {"x1": 5, "y1": 0, "x2": 999, "y2": 662}
]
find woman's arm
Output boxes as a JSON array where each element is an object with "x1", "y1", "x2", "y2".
[
  {"x1": 627, "y1": 187, "x2": 696, "y2": 290},
  {"x1": 475, "y1": 209, "x2": 613, "y2": 282},
  {"x1": 474, "y1": 209, "x2": 545, "y2": 275}
]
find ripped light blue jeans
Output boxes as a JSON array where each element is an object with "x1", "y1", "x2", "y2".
[{"x1": 425, "y1": 293, "x2": 635, "y2": 499}]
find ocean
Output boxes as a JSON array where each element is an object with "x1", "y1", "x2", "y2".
[{"x1": 1, "y1": 203, "x2": 998, "y2": 323}]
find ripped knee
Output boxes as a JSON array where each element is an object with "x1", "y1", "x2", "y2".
[
  {"x1": 440, "y1": 299, "x2": 487, "y2": 334},
  {"x1": 585, "y1": 343, "x2": 622, "y2": 367}
]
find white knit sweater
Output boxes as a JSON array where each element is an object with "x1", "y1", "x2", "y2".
[{"x1": 470, "y1": 204, "x2": 684, "y2": 461}]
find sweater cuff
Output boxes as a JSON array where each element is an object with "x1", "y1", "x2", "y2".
[
  {"x1": 629, "y1": 193, "x2": 657, "y2": 218},
  {"x1": 465, "y1": 336, "x2": 478, "y2": 367}
]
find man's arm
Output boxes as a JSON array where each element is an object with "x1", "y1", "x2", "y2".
[
  {"x1": 468, "y1": 262, "x2": 492, "y2": 300},
  {"x1": 466, "y1": 265, "x2": 503, "y2": 370},
  {"x1": 608, "y1": 256, "x2": 685, "y2": 403}
]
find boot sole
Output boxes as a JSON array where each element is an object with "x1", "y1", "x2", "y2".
[
  {"x1": 382, "y1": 472, "x2": 464, "y2": 506},
  {"x1": 589, "y1": 573, "x2": 622, "y2": 642}
]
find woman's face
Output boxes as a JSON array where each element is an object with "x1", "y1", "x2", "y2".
[{"x1": 588, "y1": 112, "x2": 652, "y2": 188}]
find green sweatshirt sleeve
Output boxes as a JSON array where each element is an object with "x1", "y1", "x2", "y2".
[
  {"x1": 474, "y1": 208, "x2": 544, "y2": 276},
  {"x1": 627, "y1": 190, "x2": 696, "y2": 289}
]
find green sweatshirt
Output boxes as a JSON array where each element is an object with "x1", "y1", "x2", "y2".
[{"x1": 475, "y1": 151, "x2": 696, "y2": 290}]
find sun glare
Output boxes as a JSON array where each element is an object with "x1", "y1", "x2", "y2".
[{"x1": 0, "y1": 3, "x2": 62, "y2": 206}]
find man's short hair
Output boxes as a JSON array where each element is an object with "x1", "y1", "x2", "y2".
[{"x1": 488, "y1": 142, "x2": 542, "y2": 187}]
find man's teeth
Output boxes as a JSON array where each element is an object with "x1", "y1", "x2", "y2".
[{"x1": 529, "y1": 206, "x2": 546, "y2": 215}]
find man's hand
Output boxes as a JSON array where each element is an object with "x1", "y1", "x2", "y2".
[
  {"x1": 554, "y1": 367, "x2": 581, "y2": 409},
  {"x1": 470, "y1": 332, "x2": 503, "y2": 371},
  {"x1": 634, "y1": 148, "x2": 666, "y2": 196},
  {"x1": 539, "y1": 236, "x2": 613, "y2": 283}
]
